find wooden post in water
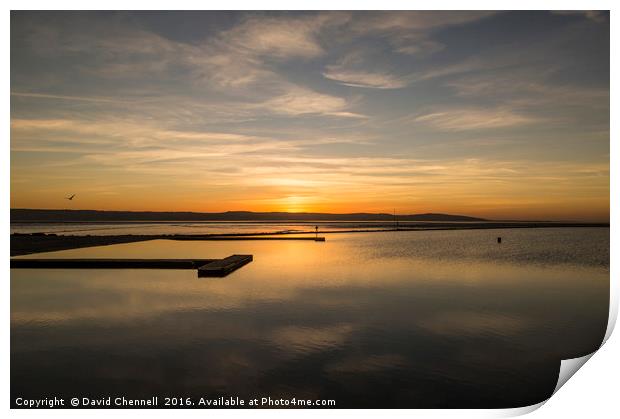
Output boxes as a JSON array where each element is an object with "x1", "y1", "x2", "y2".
[{"x1": 393, "y1": 208, "x2": 397, "y2": 230}]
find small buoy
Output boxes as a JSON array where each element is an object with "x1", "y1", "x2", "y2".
[{"x1": 497, "y1": 237, "x2": 502, "y2": 244}]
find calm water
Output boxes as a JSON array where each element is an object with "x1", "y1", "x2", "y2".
[
  {"x1": 10, "y1": 221, "x2": 405, "y2": 235},
  {"x1": 11, "y1": 228, "x2": 609, "y2": 408},
  {"x1": 11, "y1": 220, "x2": 539, "y2": 236}
]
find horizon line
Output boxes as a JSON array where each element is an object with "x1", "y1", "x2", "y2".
[{"x1": 9, "y1": 208, "x2": 611, "y2": 224}]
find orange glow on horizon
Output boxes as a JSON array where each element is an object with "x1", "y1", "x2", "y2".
[{"x1": 9, "y1": 190, "x2": 610, "y2": 222}]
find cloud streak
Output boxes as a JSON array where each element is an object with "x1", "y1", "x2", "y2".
[
  {"x1": 322, "y1": 68, "x2": 408, "y2": 89},
  {"x1": 412, "y1": 108, "x2": 541, "y2": 131}
]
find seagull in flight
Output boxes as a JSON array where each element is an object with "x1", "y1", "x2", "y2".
[{"x1": 65, "y1": 194, "x2": 76, "y2": 201}]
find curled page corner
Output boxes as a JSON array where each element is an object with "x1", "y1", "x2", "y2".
[
  {"x1": 552, "y1": 352, "x2": 596, "y2": 395},
  {"x1": 498, "y1": 302, "x2": 616, "y2": 417},
  {"x1": 496, "y1": 400, "x2": 547, "y2": 417},
  {"x1": 603, "y1": 296, "x2": 618, "y2": 344},
  {"x1": 544, "y1": 294, "x2": 619, "y2": 400},
  {"x1": 495, "y1": 352, "x2": 598, "y2": 418}
]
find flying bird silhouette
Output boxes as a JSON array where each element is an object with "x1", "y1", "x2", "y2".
[{"x1": 66, "y1": 194, "x2": 76, "y2": 201}]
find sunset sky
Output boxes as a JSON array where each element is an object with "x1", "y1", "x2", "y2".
[{"x1": 10, "y1": 11, "x2": 609, "y2": 221}]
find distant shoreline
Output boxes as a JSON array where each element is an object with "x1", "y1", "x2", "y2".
[
  {"x1": 10, "y1": 222, "x2": 609, "y2": 256},
  {"x1": 11, "y1": 208, "x2": 608, "y2": 224},
  {"x1": 11, "y1": 208, "x2": 488, "y2": 222}
]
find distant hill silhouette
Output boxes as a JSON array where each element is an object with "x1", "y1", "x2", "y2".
[{"x1": 11, "y1": 209, "x2": 487, "y2": 222}]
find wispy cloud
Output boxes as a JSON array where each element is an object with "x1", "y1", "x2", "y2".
[
  {"x1": 11, "y1": 118, "x2": 285, "y2": 149},
  {"x1": 251, "y1": 86, "x2": 365, "y2": 118},
  {"x1": 321, "y1": 50, "x2": 410, "y2": 89},
  {"x1": 447, "y1": 74, "x2": 609, "y2": 109},
  {"x1": 218, "y1": 13, "x2": 349, "y2": 59},
  {"x1": 352, "y1": 11, "x2": 496, "y2": 32},
  {"x1": 349, "y1": 11, "x2": 496, "y2": 55},
  {"x1": 412, "y1": 108, "x2": 541, "y2": 131},
  {"x1": 552, "y1": 11, "x2": 607, "y2": 22},
  {"x1": 322, "y1": 67, "x2": 408, "y2": 89},
  {"x1": 17, "y1": 12, "x2": 362, "y2": 120},
  {"x1": 11, "y1": 92, "x2": 131, "y2": 103}
]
